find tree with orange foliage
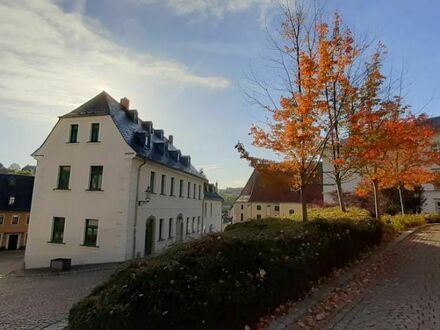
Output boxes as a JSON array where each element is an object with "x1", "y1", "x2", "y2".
[
  {"x1": 237, "y1": 3, "x2": 326, "y2": 222},
  {"x1": 345, "y1": 49, "x2": 400, "y2": 220},
  {"x1": 377, "y1": 115, "x2": 440, "y2": 215},
  {"x1": 316, "y1": 13, "x2": 363, "y2": 212},
  {"x1": 236, "y1": 6, "x2": 358, "y2": 221}
]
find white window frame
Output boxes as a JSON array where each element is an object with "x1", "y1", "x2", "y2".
[{"x1": 11, "y1": 215, "x2": 19, "y2": 225}]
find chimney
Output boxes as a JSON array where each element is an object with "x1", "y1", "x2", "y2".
[
  {"x1": 168, "y1": 135, "x2": 174, "y2": 144},
  {"x1": 120, "y1": 97, "x2": 130, "y2": 110}
]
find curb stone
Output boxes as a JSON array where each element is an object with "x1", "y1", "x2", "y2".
[{"x1": 267, "y1": 224, "x2": 431, "y2": 330}]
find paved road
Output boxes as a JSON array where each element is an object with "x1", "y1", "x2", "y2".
[
  {"x1": 325, "y1": 225, "x2": 440, "y2": 330},
  {"x1": 0, "y1": 250, "x2": 25, "y2": 276},
  {"x1": 0, "y1": 252, "x2": 114, "y2": 330}
]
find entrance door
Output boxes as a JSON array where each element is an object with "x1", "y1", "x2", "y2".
[
  {"x1": 144, "y1": 218, "x2": 155, "y2": 256},
  {"x1": 176, "y1": 216, "x2": 183, "y2": 242},
  {"x1": 8, "y1": 234, "x2": 18, "y2": 250}
]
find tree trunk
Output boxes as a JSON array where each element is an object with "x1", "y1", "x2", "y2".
[
  {"x1": 372, "y1": 179, "x2": 380, "y2": 220},
  {"x1": 335, "y1": 172, "x2": 346, "y2": 212},
  {"x1": 397, "y1": 184, "x2": 405, "y2": 216},
  {"x1": 300, "y1": 185, "x2": 308, "y2": 222}
]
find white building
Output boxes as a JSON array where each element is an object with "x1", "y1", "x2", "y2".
[
  {"x1": 231, "y1": 169, "x2": 322, "y2": 223},
  {"x1": 323, "y1": 116, "x2": 440, "y2": 213},
  {"x1": 203, "y1": 183, "x2": 223, "y2": 232},
  {"x1": 25, "y1": 92, "x2": 222, "y2": 269}
]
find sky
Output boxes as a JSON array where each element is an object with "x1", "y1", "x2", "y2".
[{"x1": 0, "y1": 0, "x2": 439, "y2": 188}]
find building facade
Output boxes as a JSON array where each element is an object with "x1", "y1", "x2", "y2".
[
  {"x1": 25, "y1": 92, "x2": 222, "y2": 269},
  {"x1": 231, "y1": 169, "x2": 322, "y2": 224},
  {"x1": 0, "y1": 174, "x2": 34, "y2": 250},
  {"x1": 203, "y1": 183, "x2": 224, "y2": 232},
  {"x1": 323, "y1": 116, "x2": 440, "y2": 213}
]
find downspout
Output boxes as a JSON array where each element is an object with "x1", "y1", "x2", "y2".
[{"x1": 132, "y1": 158, "x2": 147, "y2": 259}]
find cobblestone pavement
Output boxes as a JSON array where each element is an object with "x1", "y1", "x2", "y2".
[
  {"x1": 0, "y1": 252, "x2": 115, "y2": 330},
  {"x1": 0, "y1": 250, "x2": 24, "y2": 276},
  {"x1": 324, "y1": 225, "x2": 440, "y2": 330}
]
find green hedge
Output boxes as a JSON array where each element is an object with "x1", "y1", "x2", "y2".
[
  {"x1": 69, "y1": 216, "x2": 381, "y2": 330},
  {"x1": 291, "y1": 207, "x2": 371, "y2": 223},
  {"x1": 380, "y1": 213, "x2": 426, "y2": 234},
  {"x1": 424, "y1": 213, "x2": 440, "y2": 223}
]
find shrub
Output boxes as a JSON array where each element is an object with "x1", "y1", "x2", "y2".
[
  {"x1": 424, "y1": 213, "x2": 440, "y2": 223},
  {"x1": 69, "y1": 217, "x2": 381, "y2": 330},
  {"x1": 380, "y1": 213, "x2": 426, "y2": 234},
  {"x1": 291, "y1": 206, "x2": 371, "y2": 223}
]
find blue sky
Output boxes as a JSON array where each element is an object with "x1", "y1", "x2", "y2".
[{"x1": 0, "y1": 0, "x2": 439, "y2": 188}]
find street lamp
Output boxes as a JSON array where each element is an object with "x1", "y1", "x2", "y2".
[{"x1": 138, "y1": 186, "x2": 152, "y2": 206}]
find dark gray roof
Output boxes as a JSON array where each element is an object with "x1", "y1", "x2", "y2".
[
  {"x1": 204, "y1": 183, "x2": 223, "y2": 201},
  {"x1": 0, "y1": 174, "x2": 34, "y2": 212},
  {"x1": 62, "y1": 91, "x2": 206, "y2": 180}
]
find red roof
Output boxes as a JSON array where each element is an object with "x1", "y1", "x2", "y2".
[{"x1": 237, "y1": 168, "x2": 322, "y2": 204}]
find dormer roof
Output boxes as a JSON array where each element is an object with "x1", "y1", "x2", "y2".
[{"x1": 61, "y1": 91, "x2": 206, "y2": 180}]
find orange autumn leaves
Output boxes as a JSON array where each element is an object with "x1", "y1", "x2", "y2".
[
  {"x1": 352, "y1": 114, "x2": 440, "y2": 197},
  {"x1": 238, "y1": 8, "x2": 439, "y2": 220}
]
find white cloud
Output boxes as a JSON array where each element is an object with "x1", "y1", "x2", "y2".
[
  {"x1": 0, "y1": 0, "x2": 230, "y2": 121},
  {"x1": 139, "y1": 0, "x2": 276, "y2": 19}
]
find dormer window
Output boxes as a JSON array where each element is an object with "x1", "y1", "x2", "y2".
[
  {"x1": 8, "y1": 196, "x2": 15, "y2": 206},
  {"x1": 69, "y1": 124, "x2": 78, "y2": 143},
  {"x1": 90, "y1": 123, "x2": 100, "y2": 142}
]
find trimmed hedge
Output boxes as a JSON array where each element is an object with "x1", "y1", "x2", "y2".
[
  {"x1": 69, "y1": 216, "x2": 381, "y2": 330},
  {"x1": 291, "y1": 207, "x2": 371, "y2": 223},
  {"x1": 380, "y1": 213, "x2": 426, "y2": 234}
]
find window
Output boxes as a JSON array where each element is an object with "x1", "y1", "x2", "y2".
[
  {"x1": 193, "y1": 184, "x2": 196, "y2": 199},
  {"x1": 204, "y1": 202, "x2": 207, "y2": 217},
  {"x1": 8, "y1": 196, "x2": 15, "y2": 206},
  {"x1": 150, "y1": 171, "x2": 156, "y2": 193},
  {"x1": 50, "y1": 217, "x2": 65, "y2": 243},
  {"x1": 89, "y1": 166, "x2": 103, "y2": 190},
  {"x1": 179, "y1": 180, "x2": 183, "y2": 197},
  {"x1": 57, "y1": 166, "x2": 71, "y2": 190},
  {"x1": 26, "y1": 215, "x2": 30, "y2": 225},
  {"x1": 209, "y1": 224, "x2": 213, "y2": 232},
  {"x1": 241, "y1": 205, "x2": 243, "y2": 210},
  {"x1": 84, "y1": 219, "x2": 98, "y2": 246},
  {"x1": 90, "y1": 123, "x2": 100, "y2": 142},
  {"x1": 0, "y1": 215, "x2": 3, "y2": 225},
  {"x1": 168, "y1": 218, "x2": 173, "y2": 238},
  {"x1": 289, "y1": 209, "x2": 295, "y2": 215},
  {"x1": 257, "y1": 205, "x2": 262, "y2": 211},
  {"x1": 192, "y1": 217, "x2": 195, "y2": 233},
  {"x1": 197, "y1": 216, "x2": 200, "y2": 232},
  {"x1": 159, "y1": 218, "x2": 164, "y2": 240},
  {"x1": 240, "y1": 213, "x2": 244, "y2": 222},
  {"x1": 69, "y1": 124, "x2": 78, "y2": 143},
  {"x1": 274, "y1": 205, "x2": 280, "y2": 212},
  {"x1": 198, "y1": 185, "x2": 201, "y2": 199},
  {"x1": 186, "y1": 217, "x2": 190, "y2": 234},
  {"x1": 257, "y1": 214, "x2": 262, "y2": 219},
  {"x1": 210, "y1": 203, "x2": 213, "y2": 216},
  {"x1": 187, "y1": 182, "x2": 191, "y2": 198},
  {"x1": 161, "y1": 174, "x2": 166, "y2": 195},
  {"x1": 12, "y1": 216, "x2": 19, "y2": 225},
  {"x1": 170, "y1": 177, "x2": 175, "y2": 196}
]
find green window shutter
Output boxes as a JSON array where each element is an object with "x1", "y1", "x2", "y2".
[
  {"x1": 52, "y1": 217, "x2": 65, "y2": 243},
  {"x1": 58, "y1": 166, "x2": 71, "y2": 190},
  {"x1": 89, "y1": 166, "x2": 103, "y2": 190},
  {"x1": 84, "y1": 219, "x2": 98, "y2": 246},
  {"x1": 70, "y1": 124, "x2": 78, "y2": 143},
  {"x1": 90, "y1": 123, "x2": 100, "y2": 142}
]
